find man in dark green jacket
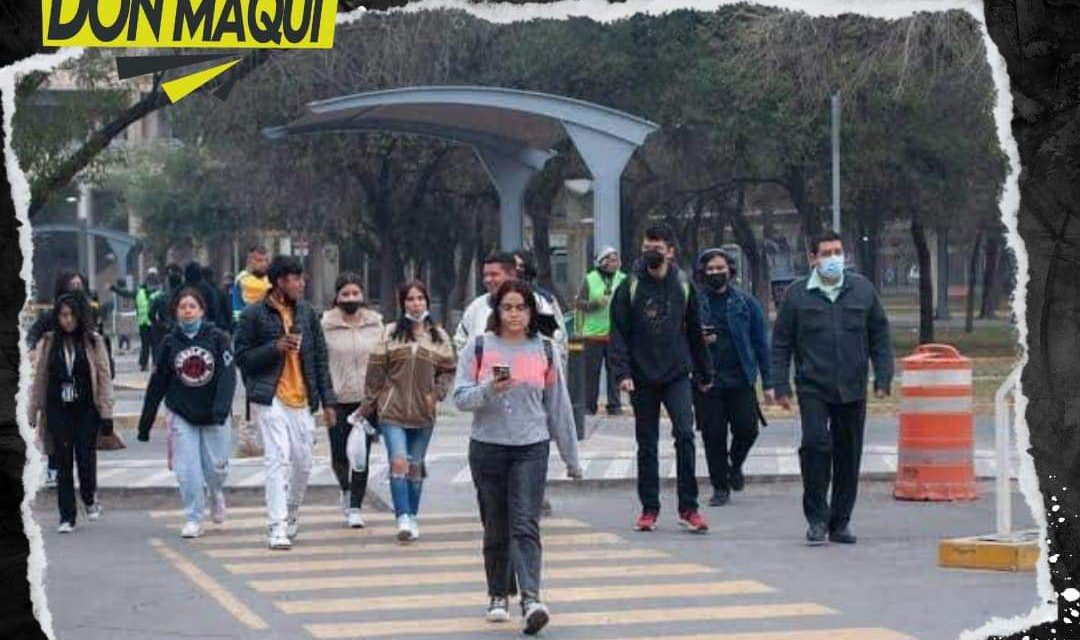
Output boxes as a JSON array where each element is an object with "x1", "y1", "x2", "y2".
[{"x1": 769, "y1": 230, "x2": 893, "y2": 546}]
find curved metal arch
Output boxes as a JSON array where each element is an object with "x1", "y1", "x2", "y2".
[
  {"x1": 32, "y1": 223, "x2": 141, "y2": 249},
  {"x1": 308, "y1": 86, "x2": 657, "y2": 146}
]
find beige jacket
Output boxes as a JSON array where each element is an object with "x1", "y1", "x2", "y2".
[
  {"x1": 321, "y1": 307, "x2": 384, "y2": 405},
  {"x1": 363, "y1": 323, "x2": 457, "y2": 428},
  {"x1": 29, "y1": 331, "x2": 114, "y2": 454}
]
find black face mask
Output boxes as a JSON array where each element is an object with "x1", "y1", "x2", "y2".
[
  {"x1": 338, "y1": 301, "x2": 362, "y2": 315},
  {"x1": 642, "y1": 250, "x2": 664, "y2": 270},
  {"x1": 706, "y1": 273, "x2": 729, "y2": 291}
]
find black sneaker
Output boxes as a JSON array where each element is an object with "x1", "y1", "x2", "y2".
[
  {"x1": 729, "y1": 467, "x2": 745, "y2": 491},
  {"x1": 708, "y1": 489, "x2": 730, "y2": 507},
  {"x1": 522, "y1": 599, "x2": 550, "y2": 635},
  {"x1": 829, "y1": 526, "x2": 857, "y2": 544},
  {"x1": 806, "y1": 522, "x2": 828, "y2": 546}
]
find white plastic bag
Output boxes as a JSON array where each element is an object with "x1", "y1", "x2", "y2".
[{"x1": 346, "y1": 410, "x2": 377, "y2": 473}]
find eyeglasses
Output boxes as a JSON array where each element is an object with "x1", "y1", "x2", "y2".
[{"x1": 499, "y1": 304, "x2": 529, "y2": 314}]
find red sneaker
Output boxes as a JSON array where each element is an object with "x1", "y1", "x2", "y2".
[
  {"x1": 635, "y1": 510, "x2": 659, "y2": 532},
  {"x1": 678, "y1": 509, "x2": 709, "y2": 533}
]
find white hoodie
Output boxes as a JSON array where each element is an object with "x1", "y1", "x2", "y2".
[{"x1": 454, "y1": 292, "x2": 568, "y2": 362}]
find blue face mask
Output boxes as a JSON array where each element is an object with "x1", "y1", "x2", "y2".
[
  {"x1": 180, "y1": 318, "x2": 202, "y2": 335},
  {"x1": 818, "y1": 255, "x2": 845, "y2": 280}
]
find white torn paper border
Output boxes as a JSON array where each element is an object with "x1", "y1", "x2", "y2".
[{"x1": 0, "y1": 1, "x2": 1042, "y2": 639}]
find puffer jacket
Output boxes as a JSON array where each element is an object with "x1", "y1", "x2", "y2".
[
  {"x1": 321, "y1": 307, "x2": 384, "y2": 404},
  {"x1": 233, "y1": 296, "x2": 336, "y2": 412},
  {"x1": 363, "y1": 322, "x2": 457, "y2": 428}
]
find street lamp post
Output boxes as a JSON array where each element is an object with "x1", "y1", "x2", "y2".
[{"x1": 831, "y1": 93, "x2": 841, "y2": 234}]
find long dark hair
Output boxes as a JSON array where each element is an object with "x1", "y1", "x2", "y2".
[
  {"x1": 53, "y1": 269, "x2": 87, "y2": 300},
  {"x1": 50, "y1": 293, "x2": 95, "y2": 346},
  {"x1": 390, "y1": 280, "x2": 443, "y2": 344},
  {"x1": 486, "y1": 280, "x2": 539, "y2": 338}
]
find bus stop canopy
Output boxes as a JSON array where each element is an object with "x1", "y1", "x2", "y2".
[{"x1": 264, "y1": 85, "x2": 658, "y2": 252}]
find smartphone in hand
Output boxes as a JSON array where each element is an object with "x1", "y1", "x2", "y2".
[{"x1": 492, "y1": 364, "x2": 511, "y2": 382}]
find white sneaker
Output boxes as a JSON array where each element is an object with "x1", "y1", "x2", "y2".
[
  {"x1": 57, "y1": 522, "x2": 74, "y2": 534},
  {"x1": 45, "y1": 469, "x2": 57, "y2": 488},
  {"x1": 181, "y1": 521, "x2": 203, "y2": 538},
  {"x1": 408, "y1": 515, "x2": 419, "y2": 541},
  {"x1": 268, "y1": 524, "x2": 292, "y2": 550},
  {"x1": 86, "y1": 503, "x2": 102, "y2": 522},
  {"x1": 396, "y1": 515, "x2": 414, "y2": 542},
  {"x1": 286, "y1": 505, "x2": 299, "y2": 539},
  {"x1": 339, "y1": 491, "x2": 350, "y2": 516},
  {"x1": 486, "y1": 597, "x2": 511, "y2": 623},
  {"x1": 346, "y1": 509, "x2": 365, "y2": 529},
  {"x1": 210, "y1": 491, "x2": 227, "y2": 524},
  {"x1": 522, "y1": 600, "x2": 551, "y2": 636}
]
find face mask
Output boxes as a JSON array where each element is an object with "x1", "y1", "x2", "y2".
[
  {"x1": 180, "y1": 318, "x2": 202, "y2": 335},
  {"x1": 338, "y1": 300, "x2": 362, "y2": 315},
  {"x1": 818, "y1": 255, "x2": 845, "y2": 280},
  {"x1": 642, "y1": 250, "x2": 664, "y2": 270},
  {"x1": 706, "y1": 273, "x2": 729, "y2": 291},
  {"x1": 405, "y1": 311, "x2": 429, "y2": 324}
]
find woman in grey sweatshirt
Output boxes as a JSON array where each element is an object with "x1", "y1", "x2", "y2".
[{"x1": 453, "y1": 280, "x2": 582, "y2": 636}]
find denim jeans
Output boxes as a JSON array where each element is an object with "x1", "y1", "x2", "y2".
[
  {"x1": 469, "y1": 439, "x2": 549, "y2": 599},
  {"x1": 380, "y1": 424, "x2": 434, "y2": 518},
  {"x1": 631, "y1": 375, "x2": 699, "y2": 513},
  {"x1": 797, "y1": 395, "x2": 866, "y2": 530},
  {"x1": 172, "y1": 414, "x2": 231, "y2": 524},
  {"x1": 328, "y1": 402, "x2": 372, "y2": 510}
]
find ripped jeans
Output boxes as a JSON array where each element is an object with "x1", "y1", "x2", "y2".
[
  {"x1": 172, "y1": 414, "x2": 231, "y2": 524},
  {"x1": 380, "y1": 424, "x2": 434, "y2": 518}
]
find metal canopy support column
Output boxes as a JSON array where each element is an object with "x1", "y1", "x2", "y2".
[
  {"x1": 475, "y1": 147, "x2": 541, "y2": 251},
  {"x1": 562, "y1": 123, "x2": 638, "y2": 255}
]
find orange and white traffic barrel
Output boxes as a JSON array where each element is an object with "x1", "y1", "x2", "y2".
[{"x1": 895, "y1": 343, "x2": 977, "y2": 501}]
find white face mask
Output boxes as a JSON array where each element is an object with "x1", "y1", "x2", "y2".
[{"x1": 405, "y1": 311, "x2": 429, "y2": 324}]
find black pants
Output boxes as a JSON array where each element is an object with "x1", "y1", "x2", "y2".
[
  {"x1": 797, "y1": 395, "x2": 866, "y2": 530},
  {"x1": 583, "y1": 339, "x2": 621, "y2": 414},
  {"x1": 138, "y1": 325, "x2": 152, "y2": 369},
  {"x1": 693, "y1": 386, "x2": 759, "y2": 492},
  {"x1": 327, "y1": 402, "x2": 372, "y2": 510},
  {"x1": 632, "y1": 376, "x2": 698, "y2": 513},
  {"x1": 51, "y1": 406, "x2": 99, "y2": 525},
  {"x1": 469, "y1": 439, "x2": 549, "y2": 599}
]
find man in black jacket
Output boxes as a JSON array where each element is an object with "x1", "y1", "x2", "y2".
[
  {"x1": 234, "y1": 256, "x2": 336, "y2": 550},
  {"x1": 769, "y1": 230, "x2": 894, "y2": 546},
  {"x1": 610, "y1": 224, "x2": 714, "y2": 534}
]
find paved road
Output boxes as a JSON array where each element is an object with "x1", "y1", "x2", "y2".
[{"x1": 38, "y1": 479, "x2": 1039, "y2": 640}]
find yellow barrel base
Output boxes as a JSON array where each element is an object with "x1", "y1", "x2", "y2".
[{"x1": 938, "y1": 531, "x2": 1040, "y2": 571}]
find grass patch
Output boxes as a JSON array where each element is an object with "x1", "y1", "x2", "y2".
[{"x1": 891, "y1": 323, "x2": 1020, "y2": 359}]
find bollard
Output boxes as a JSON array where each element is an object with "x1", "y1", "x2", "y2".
[
  {"x1": 895, "y1": 343, "x2": 977, "y2": 501},
  {"x1": 567, "y1": 338, "x2": 587, "y2": 440}
]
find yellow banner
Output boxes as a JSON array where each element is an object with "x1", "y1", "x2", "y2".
[{"x1": 42, "y1": 0, "x2": 337, "y2": 49}]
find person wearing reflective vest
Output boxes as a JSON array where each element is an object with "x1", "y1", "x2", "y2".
[
  {"x1": 768, "y1": 229, "x2": 893, "y2": 546},
  {"x1": 575, "y1": 246, "x2": 626, "y2": 415},
  {"x1": 134, "y1": 270, "x2": 162, "y2": 372},
  {"x1": 232, "y1": 245, "x2": 272, "y2": 322}
]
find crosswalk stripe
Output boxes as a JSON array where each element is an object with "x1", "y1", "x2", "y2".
[
  {"x1": 628, "y1": 629, "x2": 917, "y2": 640},
  {"x1": 249, "y1": 562, "x2": 713, "y2": 593},
  {"x1": 451, "y1": 465, "x2": 472, "y2": 484},
  {"x1": 132, "y1": 468, "x2": 176, "y2": 488},
  {"x1": 204, "y1": 531, "x2": 626, "y2": 559},
  {"x1": 150, "y1": 507, "x2": 475, "y2": 519},
  {"x1": 191, "y1": 518, "x2": 587, "y2": 546},
  {"x1": 164, "y1": 512, "x2": 483, "y2": 530},
  {"x1": 149, "y1": 539, "x2": 269, "y2": 630},
  {"x1": 604, "y1": 457, "x2": 633, "y2": 480},
  {"x1": 304, "y1": 603, "x2": 833, "y2": 638},
  {"x1": 276, "y1": 580, "x2": 775, "y2": 614},
  {"x1": 225, "y1": 547, "x2": 667, "y2": 575}
]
